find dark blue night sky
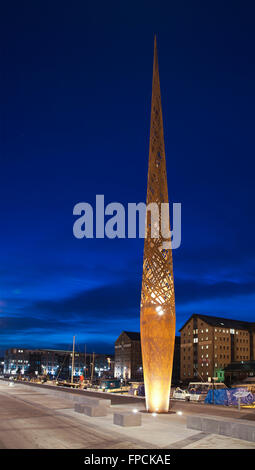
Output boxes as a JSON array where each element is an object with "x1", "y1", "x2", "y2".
[{"x1": 1, "y1": 1, "x2": 255, "y2": 355}]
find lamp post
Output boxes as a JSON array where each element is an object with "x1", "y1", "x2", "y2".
[{"x1": 212, "y1": 375, "x2": 218, "y2": 405}]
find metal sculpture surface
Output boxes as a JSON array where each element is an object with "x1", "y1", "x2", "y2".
[{"x1": 140, "y1": 37, "x2": 176, "y2": 413}]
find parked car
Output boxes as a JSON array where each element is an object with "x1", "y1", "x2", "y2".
[{"x1": 173, "y1": 382, "x2": 227, "y2": 402}]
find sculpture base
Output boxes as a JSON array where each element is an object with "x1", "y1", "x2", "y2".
[{"x1": 140, "y1": 409, "x2": 176, "y2": 415}]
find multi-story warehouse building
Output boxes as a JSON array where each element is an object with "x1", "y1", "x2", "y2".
[
  {"x1": 114, "y1": 331, "x2": 180, "y2": 384},
  {"x1": 114, "y1": 332, "x2": 143, "y2": 381},
  {"x1": 180, "y1": 314, "x2": 255, "y2": 383},
  {"x1": 4, "y1": 348, "x2": 114, "y2": 379}
]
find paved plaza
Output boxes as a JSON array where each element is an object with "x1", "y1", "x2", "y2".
[{"x1": 0, "y1": 380, "x2": 254, "y2": 449}]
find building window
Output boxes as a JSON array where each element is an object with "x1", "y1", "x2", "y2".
[{"x1": 193, "y1": 338, "x2": 198, "y2": 343}]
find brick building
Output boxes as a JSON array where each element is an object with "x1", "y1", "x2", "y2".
[
  {"x1": 180, "y1": 314, "x2": 255, "y2": 383},
  {"x1": 114, "y1": 331, "x2": 180, "y2": 384},
  {"x1": 114, "y1": 332, "x2": 143, "y2": 381}
]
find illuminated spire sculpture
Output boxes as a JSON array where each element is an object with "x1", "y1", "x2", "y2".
[{"x1": 140, "y1": 37, "x2": 176, "y2": 413}]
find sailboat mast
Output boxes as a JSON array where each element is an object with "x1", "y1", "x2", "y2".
[
  {"x1": 84, "y1": 344, "x2": 86, "y2": 379},
  {"x1": 71, "y1": 336, "x2": 75, "y2": 384},
  {"x1": 91, "y1": 352, "x2": 95, "y2": 384}
]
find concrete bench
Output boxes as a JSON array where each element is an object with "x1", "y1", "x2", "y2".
[
  {"x1": 48, "y1": 389, "x2": 111, "y2": 407},
  {"x1": 83, "y1": 404, "x2": 108, "y2": 417},
  {"x1": 74, "y1": 396, "x2": 111, "y2": 407},
  {"x1": 113, "y1": 411, "x2": 142, "y2": 427},
  {"x1": 187, "y1": 414, "x2": 255, "y2": 442},
  {"x1": 74, "y1": 402, "x2": 108, "y2": 417},
  {"x1": 74, "y1": 403, "x2": 86, "y2": 413},
  {"x1": 5, "y1": 381, "x2": 112, "y2": 407}
]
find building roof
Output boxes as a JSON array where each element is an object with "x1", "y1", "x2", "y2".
[
  {"x1": 224, "y1": 361, "x2": 255, "y2": 372},
  {"x1": 116, "y1": 331, "x2": 180, "y2": 343},
  {"x1": 179, "y1": 313, "x2": 255, "y2": 332},
  {"x1": 123, "y1": 331, "x2": 141, "y2": 341}
]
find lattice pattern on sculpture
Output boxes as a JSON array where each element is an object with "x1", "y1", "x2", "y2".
[{"x1": 140, "y1": 37, "x2": 176, "y2": 413}]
